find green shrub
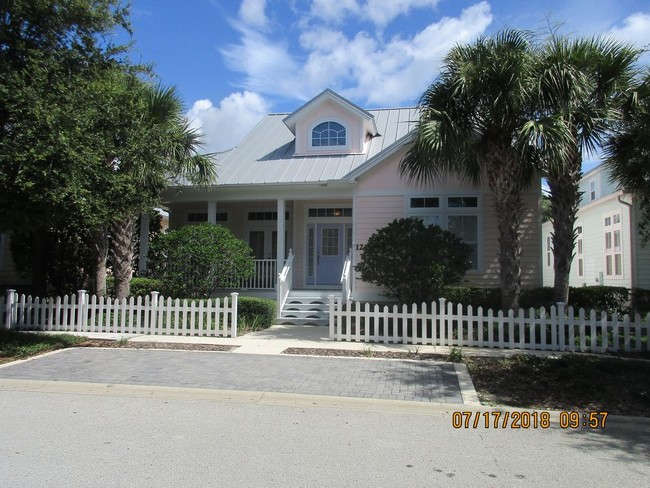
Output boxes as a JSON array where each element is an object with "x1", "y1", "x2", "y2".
[
  {"x1": 569, "y1": 286, "x2": 629, "y2": 315},
  {"x1": 149, "y1": 224, "x2": 254, "y2": 298},
  {"x1": 355, "y1": 218, "x2": 472, "y2": 304},
  {"x1": 440, "y1": 286, "x2": 501, "y2": 310},
  {"x1": 631, "y1": 288, "x2": 650, "y2": 316},
  {"x1": 238, "y1": 297, "x2": 276, "y2": 332},
  {"x1": 129, "y1": 277, "x2": 164, "y2": 297}
]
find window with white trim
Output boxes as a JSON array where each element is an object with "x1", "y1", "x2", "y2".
[
  {"x1": 187, "y1": 212, "x2": 227, "y2": 223},
  {"x1": 311, "y1": 121, "x2": 346, "y2": 147},
  {"x1": 589, "y1": 179, "x2": 598, "y2": 201},
  {"x1": 604, "y1": 212, "x2": 622, "y2": 277},
  {"x1": 546, "y1": 236, "x2": 552, "y2": 268},
  {"x1": 408, "y1": 195, "x2": 480, "y2": 270},
  {"x1": 576, "y1": 225, "x2": 584, "y2": 277}
]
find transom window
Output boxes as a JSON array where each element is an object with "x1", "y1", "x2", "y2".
[
  {"x1": 188, "y1": 212, "x2": 227, "y2": 223},
  {"x1": 312, "y1": 121, "x2": 346, "y2": 147},
  {"x1": 308, "y1": 208, "x2": 352, "y2": 218}
]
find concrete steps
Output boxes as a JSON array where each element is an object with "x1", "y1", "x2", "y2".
[{"x1": 278, "y1": 290, "x2": 341, "y2": 326}]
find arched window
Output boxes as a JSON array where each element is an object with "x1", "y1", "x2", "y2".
[{"x1": 312, "y1": 121, "x2": 346, "y2": 147}]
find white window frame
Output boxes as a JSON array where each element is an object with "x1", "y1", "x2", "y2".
[
  {"x1": 603, "y1": 211, "x2": 623, "y2": 278},
  {"x1": 308, "y1": 119, "x2": 350, "y2": 152},
  {"x1": 589, "y1": 179, "x2": 598, "y2": 202},
  {"x1": 546, "y1": 236, "x2": 552, "y2": 268},
  {"x1": 576, "y1": 224, "x2": 584, "y2": 277},
  {"x1": 406, "y1": 194, "x2": 483, "y2": 272}
]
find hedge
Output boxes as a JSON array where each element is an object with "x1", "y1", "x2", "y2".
[{"x1": 238, "y1": 297, "x2": 276, "y2": 331}]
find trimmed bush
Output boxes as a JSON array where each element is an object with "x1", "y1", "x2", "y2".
[
  {"x1": 129, "y1": 277, "x2": 164, "y2": 297},
  {"x1": 355, "y1": 218, "x2": 472, "y2": 304},
  {"x1": 238, "y1": 297, "x2": 276, "y2": 332},
  {"x1": 631, "y1": 288, "x2": 650, "y2": 316},
  {"x1": 569, "y1": 286, "x2": 629, "y2": 315},
  {"x1": 440, "y1": 286, "x2": 501, "y2": 310}
]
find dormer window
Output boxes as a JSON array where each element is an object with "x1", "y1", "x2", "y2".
[{"x1": 312, "y1": 121, "x2": 346, "y2": 147}]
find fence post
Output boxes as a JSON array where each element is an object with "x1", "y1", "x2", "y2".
[
  {"x1": 5, "y1": 289, "x2": 16, "y2": 329},
  {"x1": 438, "y1": 298, "x2": 446, "y2": 346},
  {"x1": 230, "y1": 292, "x2": 238, "y2": 338},
  {"x1": 76, "y1": 290, "x2": 87, "y2": 332},
  {"x1": 556, "y1": 302, "x2": 566, "y2": 351},
  {"x1": 150, "y1": 291, "x2": 160, "y2": 334}
]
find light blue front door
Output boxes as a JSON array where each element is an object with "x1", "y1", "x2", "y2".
[{"x1": 316, "y1": 223, "x2": 344, "y2": 285}]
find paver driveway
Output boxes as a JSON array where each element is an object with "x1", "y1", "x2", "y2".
[{"x1": 0, "y1": 348, "x2": 463, "y2": 403}]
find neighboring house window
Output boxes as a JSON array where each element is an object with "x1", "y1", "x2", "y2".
[
  {"x1": 546, "y1": 236, "x2": 552, "y2": 268},
  {"x1": 604, "y1": 212, "x2": 622, "y2": 277},
  {"x1": 589, "y1": 180, "x2": 598, "y2": 201},
  {"x1": 576, "y1": 225, "x2": 584, "y2": 277},
  {"x1": 248, "y1": 211, "x2": 290, "y2": 221},
  {"x1": 311, "y1": 121, "x2": 346, "y2": 147},
  {"x1": 308, "y1": 208, "x2": 352, "y2": 218},
  {"x1": 408, "y1": 195, "x2": 480, "y2": 271}
]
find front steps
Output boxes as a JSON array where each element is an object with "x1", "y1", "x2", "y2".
[{"x1": 278, "y1": 290, "x2": 341, "y2": 326}]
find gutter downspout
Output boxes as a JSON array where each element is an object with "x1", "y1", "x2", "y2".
[{"x1": 618, "y1": 194, "x2": 635, "y2": 289}]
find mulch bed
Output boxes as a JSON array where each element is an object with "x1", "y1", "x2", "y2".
[
  {"x1": 76, "y1": 339, "x2": 236, "y2": 352},
  {"x1": 283, "y1": 347, "x2": 448, "y2": 361}
]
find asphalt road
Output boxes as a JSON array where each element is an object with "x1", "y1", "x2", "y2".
[{"x1": 1, "y1": 381, "x2": 649, "y2": 487}]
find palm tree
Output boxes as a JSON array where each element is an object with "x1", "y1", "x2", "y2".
[
  {"x1": 537, "y1": 36, "x2": 640, "y2": 303},
  {"x1": 401, "y1": 30, "x2": 569, "y2": 311},
  {"x1": 604, "y1": 71, "x2": 650, "y2": 244},
  {"x1": 110, "y1": 83, "x2": 216, "y2": 299}
]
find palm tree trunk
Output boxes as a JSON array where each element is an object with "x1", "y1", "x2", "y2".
[
  {"x1": 111, "y1": 215, "x2": 136, "y2": 299},
  {"x1": 486, "y1": 148, "x2": 525, "y2": 311},
  {"x1": 548, "y1": 154, "x2": 581, "y2": 304},
  {"x1": 89, "y1": 227, "x2": 109, "y2": 297}
]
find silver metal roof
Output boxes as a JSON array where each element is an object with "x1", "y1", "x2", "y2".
[{"x1": 201, "y1": 107, "x2": 418, "y2": 187}]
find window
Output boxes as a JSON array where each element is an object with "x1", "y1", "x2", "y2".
[
  {"x1": 188, "y1": 212, "x2": 227, "y2": 223},
  {"x1": 312, "y1": 121, "x2": 346, "y2": 147},
  {"x1": 408, "y1": 195, "x2": 481, "y2": 271},
  {"x1": 321, "y1": 228, "x2": 339, "y2": 256},
  {"x1": 546, "y1": 236, "x2": 552, "y2": 267},
  {"x1": 248, "y1": 211, "x2": 290, "y2": 221},
  {"x1": 308, "y1": 208, "x2": 352, "y2": 218},
  {"x1": 589, "y1": 180, "x2": 597, "y2": 201},
  {"x1": 604, "y1": 212, "x2": 622, "y2": 277},
  {"x1": 576, "y1": 225, "x2": 583, "y2": 277}
]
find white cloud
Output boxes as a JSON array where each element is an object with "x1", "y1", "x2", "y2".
[
  {"x1": 608, "y1": 12, "x2": 650, "y2": 51},
  {"x1": 239, "y1": 0, "x2": 269, "y2": 29},
  {"x1": 308, "y1": 0, "x2": 441, "y2": 28},
  {"x1": 222, "y1": 1, "x2": 493, "y2": 106},
  {"x1": 187, "y1": 91, "x2": 270, "y2": 153}
]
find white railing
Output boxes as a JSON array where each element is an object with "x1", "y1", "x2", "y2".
[
  {"x1": 241, "y1": 259, "x2": 277, "y2": 289},
  {"x1": 340, "y1": 249, "x2": 352, "y2": 302},
  {"x1": 1, "y1": 289, "x2": 238, "y2": 337},
  {"x1": 276, "y1": 249, "x2": 294, "y2": 318},
  {"x1": 328, "y1": 297, "x2": 650, "y2": 352}
]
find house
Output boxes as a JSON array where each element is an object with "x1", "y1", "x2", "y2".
[
  {"x1": 542, "y1": 163, "x2": 650, "y2": 289},
  {"x1": 160, "y1": 89, "x2": 543, "y2": 322}
]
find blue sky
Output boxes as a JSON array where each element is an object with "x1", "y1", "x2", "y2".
[{"x1": 121, "y1": 0, "x2": 650, "y2": 156}]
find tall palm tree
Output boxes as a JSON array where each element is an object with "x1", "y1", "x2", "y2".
[
  {"x1": 110, "y1": 83, "x2": 216, "y2": 299},
  {"x1": 401, "y1": 30, "x2": 569, "y2": 311},
  {"x1": 537, "y1": 36, "x2": 640, "y2": 303},
  {"x1": 604, "y1": 72, "x2": 650, "y2": 244}
]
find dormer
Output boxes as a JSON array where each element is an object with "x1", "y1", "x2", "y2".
[{"x1": 283, "y1": 89, "x2": 378, "y2": 156}]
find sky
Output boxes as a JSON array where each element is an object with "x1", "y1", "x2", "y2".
[{"x1": 120, "y1": 0, "x2": 650, "y2": 159}]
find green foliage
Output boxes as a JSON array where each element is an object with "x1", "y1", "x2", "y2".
[
  {"x1": 129, "y1": 277, "x2": 164, "y2": 297},
  {"x1": 149, "y1": 224, "x2": 254, "y2": 298},
  {"x1": 569, "y1": 286, "x2": 630, "y2": 316},
  {"x1": 448, "y1": 347, "x2": 464, "y2": 363},
  {"x1": 441, "y1": 286, "x2": 502, "y2": 310},
  {"x1": 238, "y1": 297, "x2": 276, "y2": 332},
  {"x1": 0, "y1": 329, "x2": 86, "y2": 361},
  {"x1": 355, "y1": 218, "x2": 472, "y2": 304},
  {"x1": 631, "y1": 288, "x2": 650, "y2": 316}
]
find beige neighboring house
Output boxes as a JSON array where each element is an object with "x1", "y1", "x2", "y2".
[
  {"x1": 160, "y1": 89, "x2": 542, "y2": 322},
  {"x1": 542, "y1": 164, "x2": 650, "y2": 290}
]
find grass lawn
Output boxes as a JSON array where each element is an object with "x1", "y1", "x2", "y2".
[
  {"x1": 0, "y1": 329, "x2": 88, "y2": 365},
  {"x1": 465, "y1": 353, "x2": 650, "y2": 418}
]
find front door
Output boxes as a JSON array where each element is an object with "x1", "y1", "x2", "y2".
[{"x1": 316, "y1": 223, "x2": 344, "y2": 285}]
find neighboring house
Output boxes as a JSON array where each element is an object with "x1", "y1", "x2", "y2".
[
  {"x1": 160, "y1": 89, "x2": 542, "y2": 319},
  {"x1": 542, "y1": 164, "x2": 650, "y2": 290}
]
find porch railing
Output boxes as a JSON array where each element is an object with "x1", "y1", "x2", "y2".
[
  {"x1": 341, "y1": 248, "x2": 352, "y2": 302},
  {"x1": 276, "y1": 249, "x2": 294, "y2": 317},
  {"x1": 241, "y1": 259, "x2": 277, "y2": 289}
]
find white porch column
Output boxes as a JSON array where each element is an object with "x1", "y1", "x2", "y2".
[
  {"x1": 207, "y1": 201, "x2": 217, "y2": 224},
  {"x1": 277, "y1": 199, "x2": 286, "y2": 268},
  {"x1": 138, "y1": 212, "x2": 150, "y2": 274}
]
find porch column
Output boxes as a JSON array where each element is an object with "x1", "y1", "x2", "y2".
[
  {"x1": 138, "y1": 212, "x2": 150, "y2": 274},
  {"x1": 207, "y1": 201, "x2": 217, "y2": 224},
  {"x1": 277, "y1": 198, "x2": 286, "y2": 268}
]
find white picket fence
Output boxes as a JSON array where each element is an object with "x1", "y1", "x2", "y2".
[
  {"x1": 1, "y1": 290, "x2": 238, "y2": 337},
  {"x1": 328, "y1": 297, "x2": 650, "y2": 353}
]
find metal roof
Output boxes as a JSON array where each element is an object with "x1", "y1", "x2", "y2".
[{"x1": 200, "y1": 106, "x2": 418, "y2": 187}]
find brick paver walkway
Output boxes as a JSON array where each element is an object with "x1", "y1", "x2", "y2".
[{"x1": 0, "y1": 349, "x2": 463, "y2": 403}]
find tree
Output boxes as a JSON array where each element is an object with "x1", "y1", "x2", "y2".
[
  {"x1": 0, "y1": 0, "x2": 131, "y2": 295},
  {"x1": 537, "y1": 35, "x2": 640, "y2": 304},
  {"x1": 605, "y1": 71, "x2": 650, "y2": 244},
  {"x1": 400, "y1": 30, "x2": 569, "y2": 310},
  {"x1": 148, "y1": 224, "x2": 255, "y2": 298},
  {"x1": 355, "y1": 218, "x2": 472, "y2": 304},
  {"x1": 105, "y1": 81, "x2": 216, "y2": 299}
]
